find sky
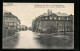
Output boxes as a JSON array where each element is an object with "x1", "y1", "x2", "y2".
[{"x1": 3, "y1": 3, "x2": 74, "y2": 27}]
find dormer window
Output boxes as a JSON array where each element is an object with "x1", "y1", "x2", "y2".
[
  {"x1": 58, "y1": 17, "x2": 60, "y2": 20},
  {"x1": 50, "y1": 17, "x2": 52, "y2": 20},
  {"x1": 67, "y1": 17, "x2": 69, "y2": 20}
]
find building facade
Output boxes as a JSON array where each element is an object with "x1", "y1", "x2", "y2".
[
  {"x1": 32, "y1": 9, "x2": 73, "y2": 33},
  {"x1": 3, "y1": 11, "x2": 21, "y2": 38},
  {"x1": 20, "y1": 25, "x2": 27, "y2": 30}
]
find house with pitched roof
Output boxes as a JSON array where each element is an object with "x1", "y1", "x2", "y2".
[{"x1": 3, "y1": 11, "x2": 21, "y2": 38}]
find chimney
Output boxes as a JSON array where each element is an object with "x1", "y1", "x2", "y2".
[{"x1": 47, "y1": 9, "x2": 52, "y2": 16}]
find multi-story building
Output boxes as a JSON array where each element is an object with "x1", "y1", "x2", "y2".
[
  {"x1": 32, "y1": 9, "x2": 73, "y2": 33},
  {"x1": 3, "y1": 11, "x2": 21, "y2": 38}
]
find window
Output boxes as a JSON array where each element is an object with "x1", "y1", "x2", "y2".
[
  {"x1": 67, "y1": 23, "x2": 70, "y2": 26},
  {"x1": 45, "y1": 17, "x2": 48, "y2": 20},
  {"x1": 62, "y1": 29, "x2": 64, "y2": 31},
  {"x1": 13, "y1": 22, "x2": 14, "y2": 26},
  {"x1": 54, "y1": 17, "x2": 56, "y2": 20},
  {"x1": 67, "y1": 17, "x2": 69, "y2": 20},
  {"x1": 59, "y1": 23, "x2": 62, "y2": 26},
  {"x1": 8, "y1": 23, "x2": 10, "y2": 25},
  {"x1": 65, "y1": 23, "x2": 67, "y2": 26},
  {"x1": 60, "y1": 29, "x2": 62, "y2": 31},
  {"x1": 65, "y1": 28, "x2": 67, "y2": 31},
  {"x1": 58, "y1": 17, "x2": 60, "y2": 20},
  {"x1": 5, "y1": 22, "x2": 8, "y2": 25},
  {"x1": 68, "y1": 28, "x2": 70, "y2": 31},
  {"x1": 9, "y1": 22, "x2": 14, "y2": 25},
  {"x1": 9, "y1": 22, "x2": 11, "y2": 25},
  {"x1": 50, "y1": 17, "x2": 52, "y2": 20},
  {"x1": 14, "y1": 23, "x2": 16, "y2": 26}
]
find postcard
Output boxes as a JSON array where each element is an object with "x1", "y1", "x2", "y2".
[{"x1": 3, "y1": 3, "x2": 74, "y2": 49}]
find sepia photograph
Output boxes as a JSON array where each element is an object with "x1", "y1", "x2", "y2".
[{"x1": 3, "y1": 3, "x2": 74, "y2": 49}]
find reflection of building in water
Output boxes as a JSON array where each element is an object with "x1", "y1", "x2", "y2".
[
  {"x1": 3, "y1": 11, "x2": 21, "y2": 38},
  {"x1": 32, "y1": 9, "x2": 73, "y2": 33},
  {"x1": 35, "y1": 35, "x2": 73, "y2": 49},
  {"x1": 3, "y1": 34, "x2": 19, "y2": 49}
]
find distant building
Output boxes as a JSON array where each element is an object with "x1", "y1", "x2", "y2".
[
  {"x1": 32, "y1": 9, "x2": 73, "y2": 33},
  {"x1": 20, "y1": 25, "x2": 27, "y2": 30}
]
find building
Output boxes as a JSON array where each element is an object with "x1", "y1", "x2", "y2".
[
  {"x1": 3, "y1": 11, "x2": 21, "y2": 38},
  {"x1": 32, "y1": 9, "x2": 73, "y2": 33},
  {"x1": 20, "y1": 25, "x2": 27, "y2": 31}
]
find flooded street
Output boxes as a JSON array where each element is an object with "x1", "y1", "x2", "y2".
[
  {"x1": 3, "y1": 30, "x2": 74, "y2": 49},
  {"x1": 15, "y1": 30, "x2": 42, "y2": 49}
]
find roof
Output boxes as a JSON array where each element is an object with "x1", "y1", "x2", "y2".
[
  {"x1": 54, "y1": 12, "x2": 69, "y2": 16},
  {"x1": 42, "y1": 12, "x2": 69, "y2": 17},
  {"x1": 3, "y1": 12, "x2": 18, "y2": 18},
  {"x1": 43, "y1": 13, "x2": 48, "y2": 16}
]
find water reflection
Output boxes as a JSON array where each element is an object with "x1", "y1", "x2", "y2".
[
  {"x1": 2, "y1": 33, "x2": 19, "y2": 49},
  {"x1": 2, "y1": 31, "x2": 73, "y2": 49},
  {"x1": 34, "y1": 33, "x2": 73, "y2": 49},
  {"x1": 15, "y1": 30, "x2": 42, "y2": 49},
  {"x1": 35, "y1": 35, "x2": 54, "y2": 48}
]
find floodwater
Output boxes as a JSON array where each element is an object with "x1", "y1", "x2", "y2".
[{"x1": 3, "y1": 30, "x2": 74, "y2": 49}]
